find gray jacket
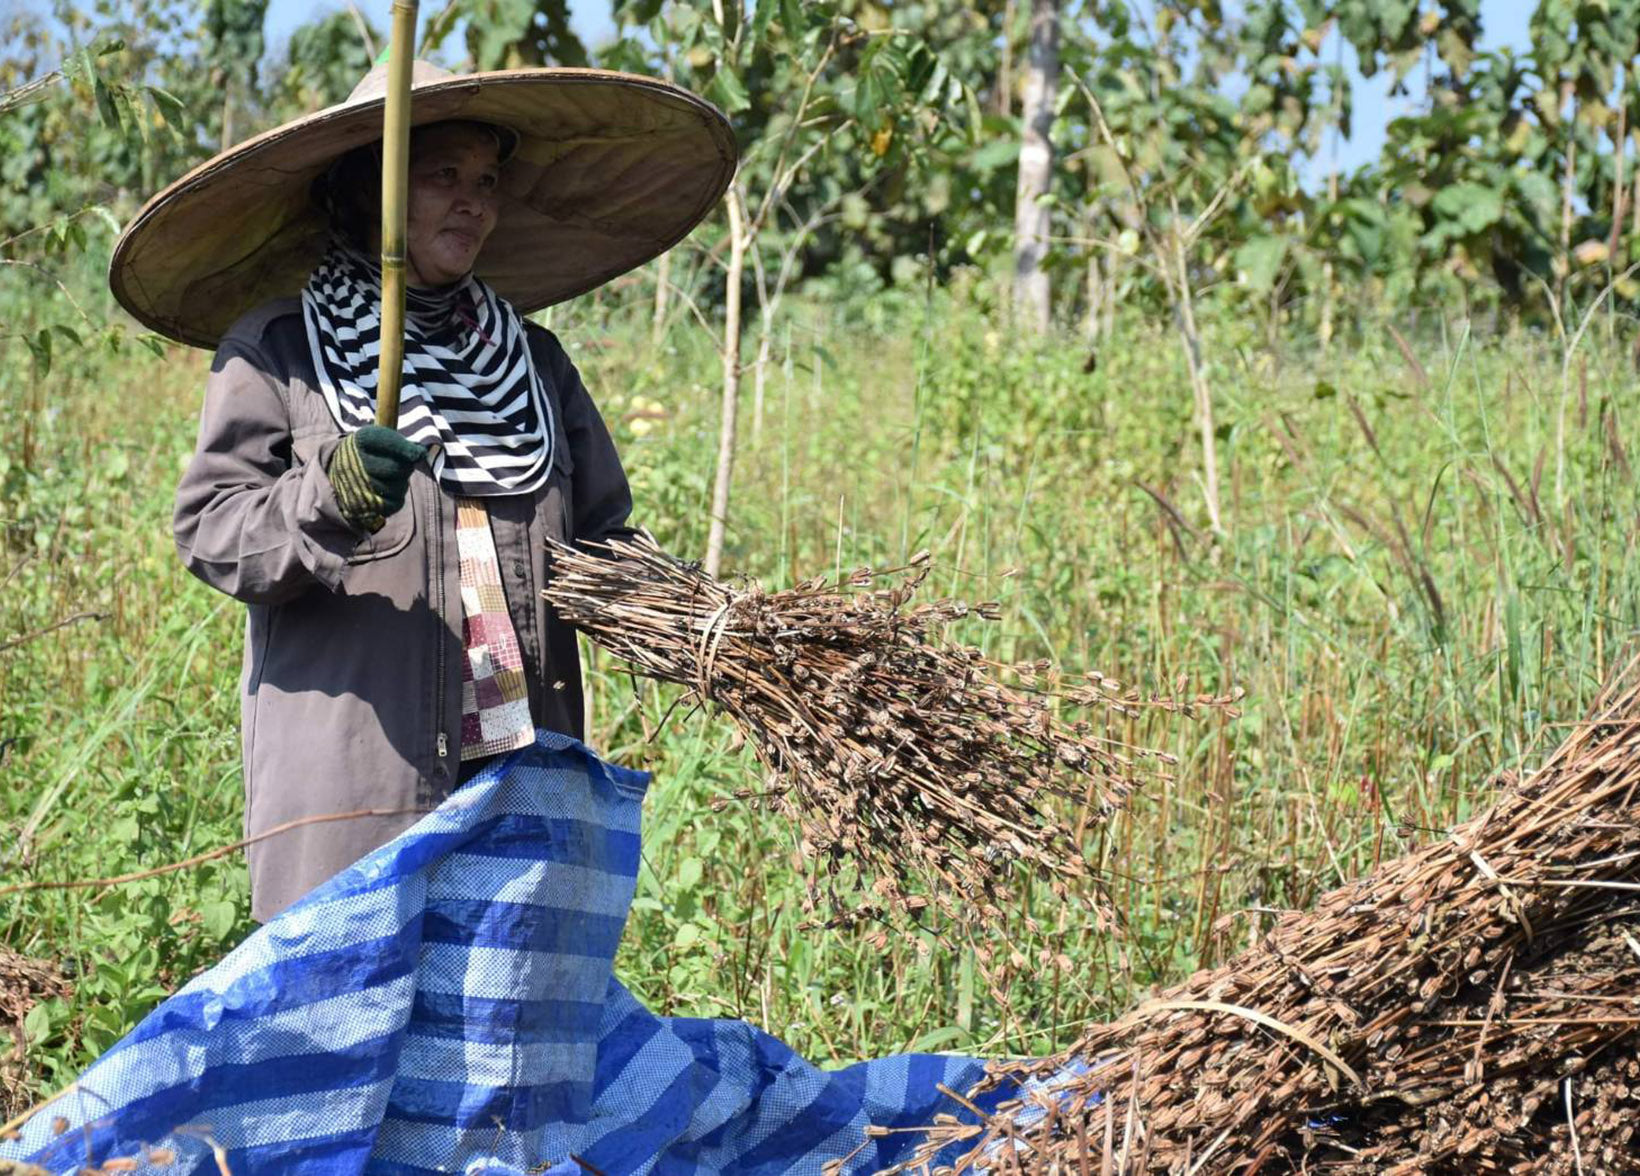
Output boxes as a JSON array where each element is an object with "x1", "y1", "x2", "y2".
[{"x1": 174, "y1": 298, "x2": 633, "y2": 920}]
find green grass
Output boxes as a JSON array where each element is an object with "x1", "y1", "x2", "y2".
[{"x1": 4, "y1": 284, "x2": 1639, "y2": 1104}]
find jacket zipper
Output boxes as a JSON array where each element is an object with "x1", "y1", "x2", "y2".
[{"x1": 430, "y1": 475, "x2": 449, "y2": 773}]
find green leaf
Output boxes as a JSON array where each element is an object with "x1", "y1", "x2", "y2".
[
  {"x1": 23, "y1": 1001, "x2": 55, "y2": 1044},
  {"x1": 1431, "y1": 182, "x2": 1503, "y2": 236},
  {"x1": 963, "y1": 82, "x2": 983, "y2": 142},
  {"x1": 676, "y1": 856, "x2": 704, "y2": 889},
  {"x1": 201, "y1": 899, "x2": 239, "y2": 942},
  {"x1": 26, "y1": 328, "x2": 51, "y2": 378},
  {"x1": 69, "y1": 46, "x2": 97, "y2": 85},
  {"x1": 853, "y1": 72, "x2": 886, "y2": 121},
  {"x1": 1512, "y1": 171, "x2": 1558, "y2": 218},
  {"x1": 1234, "y1": 234, "x2": 1287, "y2": 294},
  {"x1": 616, "y1": 0, "x2": 665, "y2": 22},
  {"x1": 673, "y1": 921, "x2": 702, "y2": 948},
  {"x1": 909, "y1": 1024, "x2": 969, "y2": 1052},
  {"x1": 750, "y1": 0, "x2": 778, "y2": 46},
  {"x1": 91, "y1": 206, "x2": 123, "y2": 237},
  {"x1": 708, "y1": 66, "x2": 750, "y2": 114},
  {"x1": 92, "y1": 73, "x2": 121, "y2": 130},
  {"x1": 919, "y1": 57, "x2": 949, "y2": 108},
  {"x1": 779, "y1": 0, "x2": 805, "y2": 39},
  {"x1": 113, "y1": 84, "x2": 144, "y2": 149},
  {"x1": 969, "y1": 138, "x2": 1019, "y2": 174},
  {"x1": 145, "y1": 85, "x2": 188, "y2": 132}
]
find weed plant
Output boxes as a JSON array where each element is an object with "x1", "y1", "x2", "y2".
[{"x1": 3, "y1": 280, "x2": 1639, "y2": 1109}]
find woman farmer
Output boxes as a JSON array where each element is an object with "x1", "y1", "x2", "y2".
[{"x1": 110, "y1": 61, "x2": 734, "y2": 921}]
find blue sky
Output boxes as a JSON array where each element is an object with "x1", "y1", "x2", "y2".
[
  {"x1": 1307, "y1": 2, "x2": 1533, "y2": 176},
  {"x1": 264, "y1": 0, "x2": 1536, "y2": 178},
  {"x1": 262, "y1": 0, "x2": 619, "y2": 65}
]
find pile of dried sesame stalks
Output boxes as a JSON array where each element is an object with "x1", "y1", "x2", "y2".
[
  {"x1": 544, "y1": 536, "x2": 1233, "y2": 932},
  {"x1": 877, "y1": 665, "x2": 1640, "y2": 1174}
]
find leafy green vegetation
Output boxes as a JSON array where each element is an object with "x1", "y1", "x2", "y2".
[{"x1": 6, "y1": 284, "x2": 1638, "y2": 1099}]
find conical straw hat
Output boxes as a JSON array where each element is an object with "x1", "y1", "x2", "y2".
[{"x1": 110, "y1": 61, "x2": 736, "y2": 349}]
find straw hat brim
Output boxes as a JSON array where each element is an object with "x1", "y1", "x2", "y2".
[{"x1": 110, "y1": 68, "x2": 736, "y2": 350}]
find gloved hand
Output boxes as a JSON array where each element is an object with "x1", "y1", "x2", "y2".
[{"x1": 325, "y1": 425, "x2": 427, "y2": 533}]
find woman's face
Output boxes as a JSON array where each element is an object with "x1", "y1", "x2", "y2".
[{"x1": 405, "y1": 123, "x2": 502, "y2": 288}]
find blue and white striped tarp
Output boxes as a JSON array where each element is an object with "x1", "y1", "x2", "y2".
[{"x1": 2, "y1": 732, "x2": 1011, "y2": 1175}]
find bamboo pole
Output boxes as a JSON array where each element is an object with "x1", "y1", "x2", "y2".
[{"x1": 376, "y1": 0, "x2": 419, "y2": 427}]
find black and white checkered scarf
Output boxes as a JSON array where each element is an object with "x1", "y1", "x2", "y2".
[{"x1": 301, "y1": 240, "x2": 555, "y2": 497}]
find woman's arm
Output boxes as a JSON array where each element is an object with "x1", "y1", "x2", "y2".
[{"x1": 173, "y1": 338, "x2": 369, "y2": 604}]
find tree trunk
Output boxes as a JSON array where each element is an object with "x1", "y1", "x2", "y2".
[
  {"x1": 1610, "y1": 73, "x2": 1627, "y2": 264},
  {"x1": 705, "y1": 188, "x2": 746, "y2": 580},
  {"x1": 752, "y1": 318, "x2": 772, "y2": 443},
  {"x1": 1084, "y1": 244, "x2": 1104, "y2": 341},
  {"x1": 651, "y1": 59, "x2": 678, "y2": 348},
  {"x1": 1320, "y1": 171, "x2": 1338, "y2": 350},
  {"x1": 1558, "y1": 80, "x2": 1575, "y2": 312},
  {"x1": 1174, "y1": 234, "x2": 1223, "y2": 535},
  {"x1": 1632, "y1": 128, "x2": 1640, "y2": 239},
  {"x1": 1082, "y1": 161, "x2": 1104, "y2": 340},
  {"x1": 1632, "y1": 133, "x2": 1640, "y2": 238},
  {"x1": 220, "y1": 82, "x2": 235, "y2": 152},
  {"x1": 1012, "y1": 0, "x2": 1058, "y2": 334},
  {"x1": 651, "y1": 249, "x2": 671, "y2": 347},
  {"x1": 749, "y1": 246, "x2": 773, "y2": 443},
  {"x1": 1102, "y1": 248, "x2": 1119, "y2": 339},
  {"x1": 995, "y1": 0, "x2": 1015, "y2": 118}
]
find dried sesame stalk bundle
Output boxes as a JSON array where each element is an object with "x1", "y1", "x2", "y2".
[
  {"x1": 879, "y1": 661, "x2": 1640, "y2": 1174},
  {"x1": 544, "y1": 535, "x2": 1234, "y2": 933}
]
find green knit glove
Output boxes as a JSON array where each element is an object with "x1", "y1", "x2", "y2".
[{"x1": 325, "y1": 425, "x2": 427, "y2": 533}]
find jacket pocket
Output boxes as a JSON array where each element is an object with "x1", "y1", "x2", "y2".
[
  {"x1": 345, "y1": 492, "x2": 417, "y2": 563},
  {"x1": 293, "y1": 429, "x2": 419, "y2": 564}
]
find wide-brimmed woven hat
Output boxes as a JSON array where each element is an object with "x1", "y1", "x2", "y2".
[{"x1": 110, "y1": 60, "x2": 736, "y2": 349}]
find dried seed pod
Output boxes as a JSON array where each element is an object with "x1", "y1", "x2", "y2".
[
  {"x1": 873, "y1": 663, "x2": 1640, "y2": 1174},
  {"x1": 544, "y1": 536, "x2": 1231, "y2": 938}
]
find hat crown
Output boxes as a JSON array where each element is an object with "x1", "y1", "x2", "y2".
[{"x1": 345, "y1": 59, "x2": 455, "y2": 105}]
